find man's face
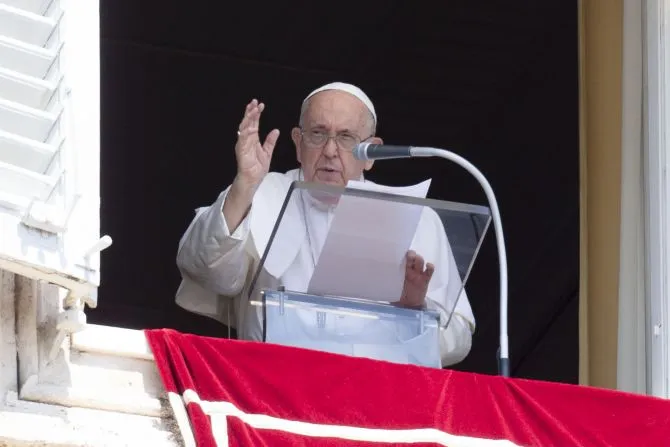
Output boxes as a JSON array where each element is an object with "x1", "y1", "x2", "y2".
[{"x1": 291, "y1": 90, "x2": 381, "y2": 186}]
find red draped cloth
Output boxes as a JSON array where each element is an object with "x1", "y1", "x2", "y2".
[{"x1": 146, "y1": 329, "x2": 670, "y2": 446}]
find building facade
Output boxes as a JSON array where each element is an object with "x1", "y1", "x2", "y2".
[{"x1": 0, "y1": 0, "x2": 667, "y2": 444}]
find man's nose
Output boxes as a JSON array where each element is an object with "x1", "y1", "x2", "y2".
[{"x1": 322, "y1": 137, "x2": 338, "y2": 157}]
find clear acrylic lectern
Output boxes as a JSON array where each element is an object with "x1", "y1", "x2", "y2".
[{"x1": 248, "y1": 181, "x2": 491, "y2": 368}]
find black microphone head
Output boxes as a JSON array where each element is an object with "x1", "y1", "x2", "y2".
[{"x1": 352, "y1": 142, "x2": 372, "y2": 160}]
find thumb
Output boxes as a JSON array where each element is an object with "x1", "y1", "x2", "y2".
[{"x1": 263, "y1": 129, "x2": 280, "y2": 155}]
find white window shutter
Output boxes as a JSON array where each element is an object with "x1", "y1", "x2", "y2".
[{"x1": 0, "y1": 0, "x2": 107, "y2": 307}]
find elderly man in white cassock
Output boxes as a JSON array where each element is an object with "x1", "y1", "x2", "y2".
[{"x1": 175, "y1": 82, "x2": 476, "y2": 367}]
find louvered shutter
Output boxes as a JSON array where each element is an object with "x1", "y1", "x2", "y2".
[{"x1": 0, "y1": 0, "x2": 105, "y2": 306}]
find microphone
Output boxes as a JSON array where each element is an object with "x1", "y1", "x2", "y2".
[
  {"x1": 352, "y1": 142, "x2": 413, "y2": 160},
  {"x1": 354, "y1": 141, "x2": 511, "y2": 378}
]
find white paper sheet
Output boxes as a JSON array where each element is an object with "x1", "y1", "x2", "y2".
[{"x1": 307, "y1": 178, "x2": 432, "y2": 302}]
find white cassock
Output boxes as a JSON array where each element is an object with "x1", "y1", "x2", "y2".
[{"x1": 175, "y1": 168, "x2": 476, "y2": 367}]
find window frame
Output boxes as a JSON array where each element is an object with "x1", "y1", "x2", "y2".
[{"x1": 643, "y1": 0, "x2": 670, "y2": 398}]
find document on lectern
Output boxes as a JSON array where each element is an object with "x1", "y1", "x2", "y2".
[{"x1": 307, "y1": 178, "x2": 432, "y2": 302}]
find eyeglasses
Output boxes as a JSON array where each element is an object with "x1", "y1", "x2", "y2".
[{"x1": 300, "y1": 128, "x2": 373, "y2": 152}]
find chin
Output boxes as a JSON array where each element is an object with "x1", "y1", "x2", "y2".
[
  {"x1": 313, "y1": 172, "x2": 345, "y2": 186},
  {"x1": 319, "y1": 178, "x2": 345, "y2": 186}
]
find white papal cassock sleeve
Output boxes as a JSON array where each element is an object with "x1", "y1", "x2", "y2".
[
  {"x1": 176, "y1": 187, "x2": 254, "y2": 297},
  {"x1": 409, "y1": 207, "x2": 476, "y2": 367}
]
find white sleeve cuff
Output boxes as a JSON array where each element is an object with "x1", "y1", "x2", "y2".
[{"x1": 217, "y1": 192, "x2": 252, "y2": 241}]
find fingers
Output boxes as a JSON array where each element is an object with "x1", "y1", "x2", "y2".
[
  {"x1": 238, "y1": 99, "x2": 263, "y2": 135},
  {"x1": 425, "y1": 262, "x2": 435, "y2": 280},
  {"x1": 237, "y1": 100, "x2": 280, "y2": 149},
  {"x1": 399, "y1": 252, "x2": 434, "y2": 308},
  {"x1": 406, "y1": 250, "x2": 417, "y2": 266},
  {"x1": 263, "y1": 128, "x2": 280, "y2": 154},
  {"x1": 406, "y1": 251, "x2": 434, "y2": 280},
  {"x1": 238, "y1": 100, "x2": 255, "y2": 131},
  {"x1": 251, "y1": 102, "x2": 264, "y2": 131},
  {"x1": 414, "y1": 255, "x2": 425, "y2": 273},
  {"x1": 406, "y1": 250, "x2": 423, "y2": 271}
]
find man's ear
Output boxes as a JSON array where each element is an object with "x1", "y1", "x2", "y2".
[
  {"x1": 364, "y1": 136, "x2": 383, "y2": 171},
  {"x1": 291, "y1": 127, "x2": 302, "y2": 163},
  {"x1": 365, "y1": 137, "x2": 384, "y2": 171},
  {"x1": 371, "y1": 136, "x2": 384, "y2": 145}
]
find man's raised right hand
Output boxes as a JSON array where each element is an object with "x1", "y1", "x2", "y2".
[
  {"x1": 223, "y1": 100, "x2": 280, "y2": 232},
  {"x1": 234, "y1": 99, "x2": 280, "y2": 192}
]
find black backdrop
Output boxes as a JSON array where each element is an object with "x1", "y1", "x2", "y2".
[{"x1": 91, "y1": 1, "x2": 579, "y2": 382}]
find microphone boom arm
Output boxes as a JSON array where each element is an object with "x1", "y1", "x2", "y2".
[{"x1": 410, "y1": 146, "x2": 510, "y2": 377}]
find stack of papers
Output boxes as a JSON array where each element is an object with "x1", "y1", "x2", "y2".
[{"x1": 307, "y1": 179, "x2": 431, "y2": 302}]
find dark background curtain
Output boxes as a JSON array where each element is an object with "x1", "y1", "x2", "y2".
[{"x1": 91, "y1": 0, "x2": 579, "y2": 382}]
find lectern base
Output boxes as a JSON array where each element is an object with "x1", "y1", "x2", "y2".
[{"x1": 253, "y1": 289, "x2": 443, "y2": 368}]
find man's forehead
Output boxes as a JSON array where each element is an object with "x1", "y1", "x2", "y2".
[
  {"x1": 302, "y1": 93, "x2": 371, "y2": 133},
  {"x1": 305, "y1": 91, "x2": 368, "y2": 119}
]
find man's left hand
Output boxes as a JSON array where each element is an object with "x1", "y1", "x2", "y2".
[{"x1": 397, "y1": 250, "x2": 434, "y2": 309}]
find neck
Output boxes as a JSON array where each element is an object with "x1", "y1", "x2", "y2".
[
  {"x1": 304, "y1": 190, "x2": 337, "y2": 211},
  {"x1": 298, "y1": 168, "x2": 366, "y2": 209}
]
